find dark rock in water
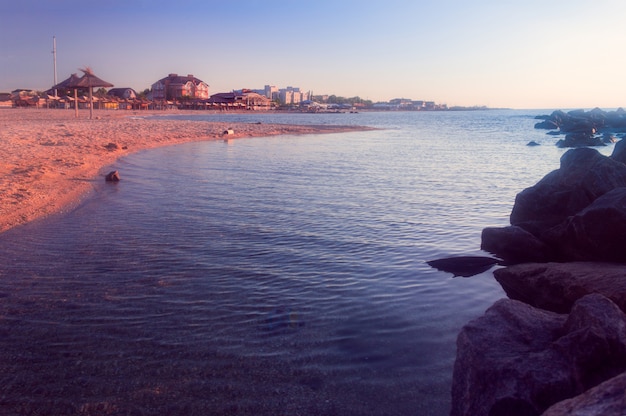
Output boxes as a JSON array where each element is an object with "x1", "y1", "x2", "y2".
[
  {"x1": 451, "y1": 294, "x2": 626, "y2": 416},
  {"x1": 105, "y1": 170, "x2": 120, "y2": 182},
  {"x1": 559, "y1": 119, "x2": 596, "y2": 135},
  {"x1": 556, "y1": 132, "x2": 605, "y2": 148},
  {"x1": 543, "y1": 371, "x2": 626, "y2": 416},
  {"x1": 526, "y1": 140, "x2": 540, "y2": 146},
  {"x1": 483, "y1": 148, "x2": 626, "y2": 263},
  {"x1": 426, "y1": 256, "x2": 499, "y2": 277},
  {"x1": 481, "y1": 226, "x2": 551, "y2": 264},
  {"x1": 509, "y1": 148, "x2": 626, "y2": 239},
  {"x1": 534, "y1": 120, "x2": 559, "y2": 130},
  {"x1": 493, "y1": 262, "x2": 626, "y2": 314},
  {"x1": 544, "y1": 187, "x2": 626, "y2": 262}
]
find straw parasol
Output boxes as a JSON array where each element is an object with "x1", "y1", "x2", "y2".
[
  {"x1": 51, "y1": 73, "x2": 83, "y2": 117},
  {"x1": 74, "y1": 67, "x2": 114, "y2": 119}
]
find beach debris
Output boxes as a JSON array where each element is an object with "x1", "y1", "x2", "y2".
[
  {"x1": 223, "y1": 129, "x2": 234, "y2": 135},
  {"x1": 105, "y1": 170, "x2": 120, "y2": 182}
]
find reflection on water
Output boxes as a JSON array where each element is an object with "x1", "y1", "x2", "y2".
[{"x1": 0, "y1": 110, "x2": 600, "y2": 415}]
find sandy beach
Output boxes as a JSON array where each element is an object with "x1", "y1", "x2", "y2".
[{"x1": 0, "y1": 108, "x2": 369, "y2": 234}]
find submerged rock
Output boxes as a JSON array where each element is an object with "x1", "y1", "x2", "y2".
[{"x1": 425, "y1": 256, "x2": 499, "y2": 277}]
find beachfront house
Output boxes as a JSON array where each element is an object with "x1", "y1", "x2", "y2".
[{"x1": 151, "y1": 73, "x2": 209, "y2": 101}]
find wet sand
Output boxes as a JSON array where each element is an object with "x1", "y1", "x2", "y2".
[{"x1": 0, "y1": 108, "x2": 370, "y2": 234}]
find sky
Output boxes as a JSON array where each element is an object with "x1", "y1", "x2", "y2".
[{"x1": 2, "y1": 0, "x2": 626, "y2": 109}]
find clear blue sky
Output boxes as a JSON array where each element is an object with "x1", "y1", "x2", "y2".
[{"x1": 2, "y1": 0, "x2": 626, "y2": 109}]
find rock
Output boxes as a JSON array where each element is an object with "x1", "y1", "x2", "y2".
[
  {"x1": 544, "y1": 187, "x2": 626, "y2": 262},
  {"x1": 451, "y1": 298, "x2": 565, "y2": 416},
  {"x1": 542, "y1": 371, "x2": 626, "y2": 416},
  {"x1": 610, "y1": 138, "x2": 626, "y2": 164},
  {"x1": 532, "y1": 108, "x2": 626, "y2": 144},
  {"x1": 509, "y1": 148, "x2": 626, "y2": 238},
  {"x1": 556, "y1": 294, "x2": 626, "y2": 388},
  {"x1": 526, "y1": 140, "x2": 540, "y2": 146},
  {"x1": 493, "y1": 262, "x2": 626, "y2": 314},
  {"x1": 426, "y1": 256, "x2": 500, "y2": 277},
  {"x1": 451, "y1": 294, "x2": 626, "y2": 416},
  {"x1": 534, "y1": 120, "x2": 559, "y2": 130},
  {"x1": 606, "y1": 108, "x2": 626, "y2": 130},
  {"x1": 484, "y1": 148, "x2": 626, "y2": 263},
  {"x1": 105, "y1": 170, "x2": 120, "y2": 182},
  {"x1": 556, "y1": 132, "x2": 605, "y2": 148},
  {"x1": 104, "y1": 142, "x2": 120, "y2": 151},
  {"x1": 481, "y1": 226, "x2": 551, "y2": 264},
  {"x1": 602, "y1": 132, "x2": 617, "y2": 144}
]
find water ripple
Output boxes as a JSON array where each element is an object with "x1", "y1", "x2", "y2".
[{"x1": 0, "y1": 110, "x2": 584, "y2": 415}]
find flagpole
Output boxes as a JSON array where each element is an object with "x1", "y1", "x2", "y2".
[{"x1": 52, "y1": 36, "x2": 58, "y2": 98}]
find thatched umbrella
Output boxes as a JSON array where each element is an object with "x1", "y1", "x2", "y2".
[
  {"x1": 74, "y1": 67, "x2": 113, "y2": 119},
  {"x1": 51, "y1": 73, "x2": 83, "y2": 117}
]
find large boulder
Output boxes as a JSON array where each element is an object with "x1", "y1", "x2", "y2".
[
  {"x1": 451, "y1": 294, "x2": 626, "y2": 416},
  {"x1": 606, "y1": 107, "x2": 626, "y2": 130},
  {"x1": 544, "y1": 187, "x2": 626, "y2": 262},
  {"x1": 493, "y1": 262, "x2": 626, "y2": 314},
  {"x1": 555, "y1": 132, "x2": 605, "y2": 148},
  {"x1": 481, "y1": 226, "x2": 552, "y2": 264},
  {"x1": 534, "y1": 119, "x2": 559, "y2": 130},
  {"x1": 542, "y1": 371, "x2": 626, "y2": 416},
  {"x1": 509, "y1": 148, "x2": 626, "y2": 239}
]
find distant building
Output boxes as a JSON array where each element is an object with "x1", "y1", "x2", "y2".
[
  {"x1": 151, "y1": 73, "x2": 209, "y2": 101},
  {"x1": 264, "y1": 85, "x2": 279, "y2": 100},
  {"x1": 107, "y1": 88, "x2": 137, "y2": 100},
  {"x1": 208, "y1": 90, "x2": 272, "y2": 110},
  {"x1": 278, "y1": 86, "x2": 309, "y2": 105}
]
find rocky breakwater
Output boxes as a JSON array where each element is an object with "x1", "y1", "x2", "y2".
[
  {"x1": 534, "y1": 108, "x2": 626, "y2": 148},
  {"x1": 451, "y1": 143, "x2": 626, "y2": 415}
]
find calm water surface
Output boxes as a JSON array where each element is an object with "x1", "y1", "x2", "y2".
[{"x1": 0, "y1": 110, "x2": 615, "y2": 415}]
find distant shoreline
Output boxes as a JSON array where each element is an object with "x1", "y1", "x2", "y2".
[{"x1": 0, "y1": 108, "x2": 373, "y2": 234}]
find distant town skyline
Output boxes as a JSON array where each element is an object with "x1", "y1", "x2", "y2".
[{"x1": 2, "y1": 0, "x2": 626, "y2": 109}]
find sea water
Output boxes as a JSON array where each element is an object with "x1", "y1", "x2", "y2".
[{"x1": 0, "y1": 110, "x2": 615, "y2": 415}]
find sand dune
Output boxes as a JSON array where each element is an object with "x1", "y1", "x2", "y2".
[{"x1": 0, "y1": 109, "x2": 370, "y2": 233}]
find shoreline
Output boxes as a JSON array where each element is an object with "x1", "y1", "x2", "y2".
[{"x1": 0, "y1": 108, "x2": 373, "y2": 234}]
